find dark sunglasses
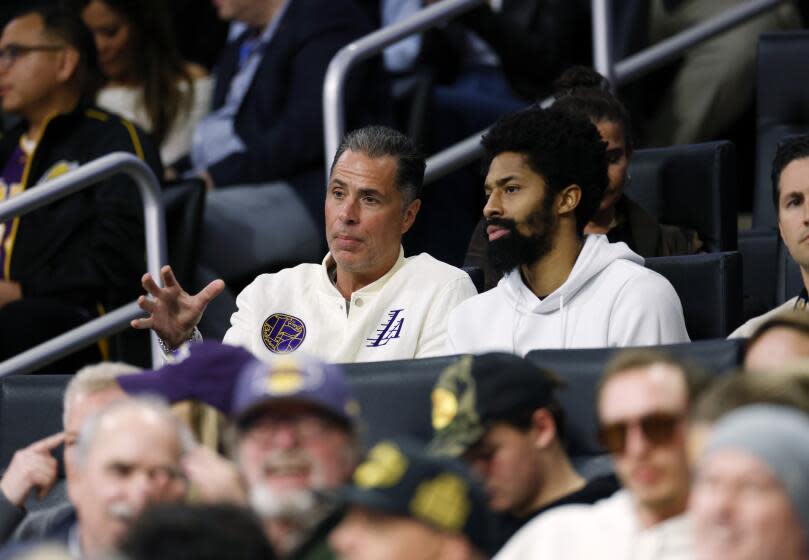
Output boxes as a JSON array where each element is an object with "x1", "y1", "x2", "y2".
[{"x1": 598, "y1": 412, "x2": 682, "y2": 454}]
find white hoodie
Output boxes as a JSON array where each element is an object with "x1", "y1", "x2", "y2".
[{"x1": 447, "y1": 235, "x2": 689, "y2": 355}]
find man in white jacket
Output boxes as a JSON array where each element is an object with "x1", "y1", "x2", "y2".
[
  {"x1": 133, "y1": 126, "x2": 478, "y2": 362},
  {"x1": 447, "y1": 107, "x2": 688, "y2": 354}
]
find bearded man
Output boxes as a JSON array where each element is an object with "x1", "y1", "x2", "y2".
[{"x1": 447, "y1": 106, "x2": 688, "y2": 354}]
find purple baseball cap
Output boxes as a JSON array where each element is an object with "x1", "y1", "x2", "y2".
[
  {"x1": 116, "y1": 341, "x2": 258, "y2": 414},
  {"x1": 231, "y1": 354, "x2": 361, "y2": 430}
]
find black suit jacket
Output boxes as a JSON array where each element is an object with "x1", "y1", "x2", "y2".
[{"x1": 207, "y1": 0, "x2": 390, "y2": 221}]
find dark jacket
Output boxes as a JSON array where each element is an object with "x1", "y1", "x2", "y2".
[
  {"x1": 207, "y1": 0, "x2": 390, "y2": 222},
  {"x1": 0, "y1": 105, "x2": 162, "y2": 311},
  {"x1": 421, "y1": 0, "x2": 591, "y2": 101}
]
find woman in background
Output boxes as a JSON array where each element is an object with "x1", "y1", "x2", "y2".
[
  {"x1": 466, "y1": 66, "x2": 701, "y2": 290},
  {"x1": 80, "y1": 0, "x2": 213, "y2": 170}
]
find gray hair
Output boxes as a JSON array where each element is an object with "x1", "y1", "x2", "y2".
[
  {"x1": 329, "y1": 126, "x2": 425, "y2": 206},
  {"x1": 74, "y1": 396, "x2": 196, "y2": 469},
  {"x1": 63, "y1": 362, "x2": 142, "y2": 428}
]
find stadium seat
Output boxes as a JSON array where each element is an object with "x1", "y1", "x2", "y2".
[
  {"x1": 163, "y1": 178, "x2": 206, "y2": 288},
  {"x1": 776, "y1": 237, "x2": 804, "y2": 304},
  {"x1": 646, "y1": 252, "x2": 743, "y2": 339},
  {"x1": 738, "y1": 228, "x2": 779, "y2": 321},
  {"x1": 0, "y1": 374, "x2": 70, "y2": 512},
  {"x1": 755, "y1": 31, "x2": 809, "y2": 228},
  {"x1": 527, "y1": 337, "x2": 743, "y2": 477},
  {"x1": 627, "y1": 141, "x2": 737, "y2": 252}
]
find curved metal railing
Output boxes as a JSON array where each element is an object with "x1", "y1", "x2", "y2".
[
  {"x1": 0, "y1": 153, "x2": 166, "y2": 376},
  {"x1": 324, "y1": 0, "x2": 789, "y2": 185}
]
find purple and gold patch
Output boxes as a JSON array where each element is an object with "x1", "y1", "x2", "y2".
[{"x1": 261, "y1": 313, "x2": 306, "y2": 354}]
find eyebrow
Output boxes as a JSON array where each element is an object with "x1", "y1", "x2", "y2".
[{"x1": 485, "y1": 174, "x2": 519, "y2": 189}]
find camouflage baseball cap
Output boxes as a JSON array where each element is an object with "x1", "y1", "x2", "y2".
[
  {"x1": 341, "y1": 438, "x2": 494, "y2": 554},
  {"x1": 428, "y1": 353, "x2": 565, "y2": 457}
]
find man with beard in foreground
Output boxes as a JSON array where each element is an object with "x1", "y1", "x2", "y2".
[
  {"x1": 447, "y1": 107, "x2": 688, "y2": 354},
  {"x1": 116, "y1": 343, "x2": 361, "y2": 559}
]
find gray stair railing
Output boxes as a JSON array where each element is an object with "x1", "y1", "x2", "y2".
[
  {"x1": 0, "y1": 152, "x2": 167, "y2": 377},
  {"x1": 324, "y1": 0, "x2": 790, "y2": 186}
]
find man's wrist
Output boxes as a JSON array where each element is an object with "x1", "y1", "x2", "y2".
[{"x1": 158, "y1": 327, "x2": 202, "y2": 355}]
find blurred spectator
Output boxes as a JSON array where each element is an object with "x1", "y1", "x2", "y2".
[
  {"x1": 688, "y1": 368, "x2": 809, "y2": 464},
  {"x1": 134, "y1": 127, "x2": 476, "y2": 361},
  {"x1": 65, "y1": 398, "x2": 191, "y2": 557},
  {"x1": 120, "y1": 503, "x2": 276, "y2": 560},
  {"x1": 495, "y1": 349, "x2": 705, "y2": 559},
  {"x1": 167, "y1": 0, "x2": 229, "y2": 71},
  {"x1": 0, "y1": 362, "x2": 136, "y2": 544},
  {"x1": 427, "y1": 353, "x2": 618, "y2": 549},
  {"x1": 329, "y1": 438, "x2": 494, "y2": 560},
  {"x1": 117, "y1": 347, "x2": 364, "y2": 558},
  {"x1": 182, "y1": 0, "x2": 390, "y2": 303},
  {"x1": 691, "y1": 405, "x2": 809, "y2": 560},
  {"x1": 446, "y1": 107, "x2": 688, "y2": 354},
  {"x1": 641, "y1": 0, "x2": 800, "y2": 147},
  {"x1": 744, "y1": 311, "x2": 809, "y2": 371},
  {"x1": 0, "y1": 4, "x2": 162, "y2": 371},
  {"x1": 466, "y1": 67, "x2": 702, "y2": 290},
  {"x1": 732, "y1": 135, "x2": 809, "y2": 337},
  {"x1": 383, "y1": 0, "x2": 589, "y2": 126},
  {"x1": 79, "y1": 0, "x2": 214, "y2": 169}
]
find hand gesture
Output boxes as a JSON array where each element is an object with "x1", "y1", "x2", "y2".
[
  {"x1": 0, "y1": 433, "x2": 65, "y2": 506},
  {"x1": 131, "y1": 265, "x2": 225, "y2": 350},
  {"x1": 182, "y1": 446, "x2": 247, "y2": 505}
]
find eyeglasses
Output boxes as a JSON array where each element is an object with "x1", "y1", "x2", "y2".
[
  {"x1": 0, "y1": 43, "x2": 64, "y2": 70},
  {"x1": 242, "y1": 412, "x2": 342, "y2": 445},
  {"x1": 598, "y1": 412, "x2": 682, "y2": 454}
]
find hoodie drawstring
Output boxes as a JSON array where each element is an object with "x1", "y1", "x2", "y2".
[{"x1": 560, "y1": 293, "x2": 566, "y2": 349}]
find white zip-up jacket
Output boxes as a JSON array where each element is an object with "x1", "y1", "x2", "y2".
[
  {"x1": 223, "y1": 248, "x2": 477, "y2": 362},
  {"x1": 447, "y1": 235, "x2": 689, "y2": 354}
]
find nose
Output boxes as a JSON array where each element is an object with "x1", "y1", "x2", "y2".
[
  {"x1": 338, "y1": 195, "x2": 359, "y2": 225},
  {"x1": 126, "y1": 470, "x2": 158, "y2": 513},
  {"x1": 483, "y1": 190, "x2": 502, "y2": 219},
  {"x1": 623, "y1": 423, "x2": 651, "y2": 458},
  {"x1": 269, "y1": 421, "x2": 300, "y2": 450}
]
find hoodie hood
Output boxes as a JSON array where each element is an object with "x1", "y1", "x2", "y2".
[{"x1": 500, "y1": 234, "x2": 644, "y2": 314}]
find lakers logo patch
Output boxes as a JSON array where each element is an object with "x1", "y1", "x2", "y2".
[{"x1": 261, "y1": 313, "x2": 306, "y2": 354}]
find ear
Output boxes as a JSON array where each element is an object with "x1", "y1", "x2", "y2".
[
  {"x1": 557, "y1": 184, "x2": 582, "y2": 216},
  {"x1": 529, "y1": 408, "x2": 557, "y2": 450},
  {"x1": 56, "y1": 47, "x2": 80, "y2": 84},
  {"x1": 401, "y1": 198, "x2": 421, "y2": 234}
]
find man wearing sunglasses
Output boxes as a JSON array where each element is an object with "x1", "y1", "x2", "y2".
[
  {"x1": 0, "y1": 4, "x2": 161, "y2": 369},
  {"x1": 495, "y1": 349, "x2": 705, "y2": 560}
]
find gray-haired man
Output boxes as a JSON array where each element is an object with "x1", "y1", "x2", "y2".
[{"x1": 134, "y1": 126, "x2": 477, "y2": 362}]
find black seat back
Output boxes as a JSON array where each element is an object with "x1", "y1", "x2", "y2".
[
  {"x1": 627, "y1": 141, "x2": 737, "y2": 252},
  {"x1": 646, "y1": 252, "x2": 743, "y2": 339},
  {"x1": 755, "y1": 31, "x2": 809, "y2": 228}
]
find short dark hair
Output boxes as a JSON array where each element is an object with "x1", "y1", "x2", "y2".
[
  {"x1": 11, "y1": 2, "x2": 102, "y2": 102},
  {"x1": 481, "y1": 106, "x2": 608, "y2": 236},
  {"x1": 492, "y1": 399, "x2": 569, "y2": 449},
  {"x1": 120, "y1": 503, "x2": 277, "y2": 560},
  {"x1": 771, "y1": 134, "x2": 809, "y2": 212},
  {"x1": 330, "y1": 126, "x2": 425, "y2": 206}
]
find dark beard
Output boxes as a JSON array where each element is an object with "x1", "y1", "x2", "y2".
[{"x1": 486, "y1": 197, "x2": 556, "y2": 274}]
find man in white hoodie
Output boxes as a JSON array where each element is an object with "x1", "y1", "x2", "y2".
[{"x1": 447, "y1": 106, "x2": 688, "y2": 354}]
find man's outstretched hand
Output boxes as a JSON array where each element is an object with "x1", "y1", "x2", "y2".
[{"x1": 131, "y1": 265, "x2": 225, "y2": 350}]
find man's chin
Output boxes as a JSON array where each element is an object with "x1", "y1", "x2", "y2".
[{"x1": 250, "y1": 484, "x2": 317, "y2": 520}]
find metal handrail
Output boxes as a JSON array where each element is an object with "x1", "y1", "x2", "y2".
[
  {"x1": 325, "y1": 0, "x2": 788, "y2": 186},
  {"x1": 0, "y1": 153, "x2": 167, "y2": 377},
  {"x1": 322, "y1": 0, "x2": 485, "y2": 176}
]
